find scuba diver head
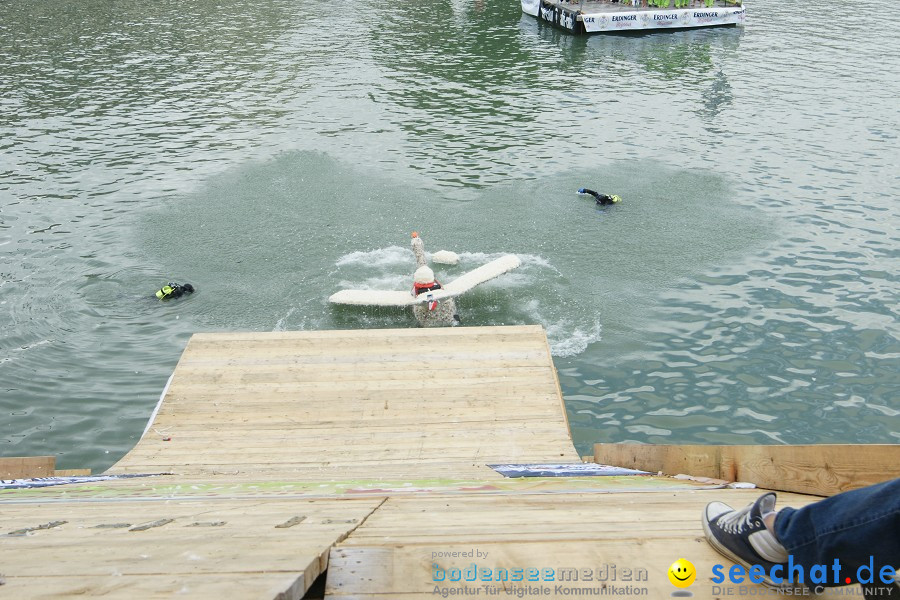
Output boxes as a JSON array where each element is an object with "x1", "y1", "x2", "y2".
[{"x1": 156, "y1": 282, "x2": 195, "y2": 300}]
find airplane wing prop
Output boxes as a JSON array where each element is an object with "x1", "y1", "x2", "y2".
[{"x1": 328, "y1": 254, "x2": 521, "y2": 307}]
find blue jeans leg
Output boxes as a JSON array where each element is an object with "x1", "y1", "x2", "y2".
[{"x1": 774, "y1": 478, "x2": 900, "y2": 588}]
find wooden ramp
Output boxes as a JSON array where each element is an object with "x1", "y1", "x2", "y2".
[
  {"x1": 0, "y1": 326, "x2": 859, "y2": 599},
  {"x1": 110, "y1": 326, "x2": 579, "y2": 480}
]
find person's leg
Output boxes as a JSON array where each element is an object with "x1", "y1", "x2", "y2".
[
  {"x1": 774, "y1": 478, "x2": 900, "y2": 588},
  {"x1": 704, "y1": 480, "x2": 900, "y2": 591}
]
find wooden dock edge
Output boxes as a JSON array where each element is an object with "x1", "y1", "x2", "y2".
[
  {"x1": 594, "y1": 443, "x2": 900, "y2": 497},
  {"x1": 0, "y1": 456, "x2": 91, "y2": 479},
  {"x1": 542, "y1": 331, "x2": 574, "y2": 442}
]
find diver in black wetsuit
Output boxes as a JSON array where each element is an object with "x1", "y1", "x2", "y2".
[
  {"x1": 578, "y1": 188, "x2": 621, "y2": 206},
  {"x1": 155, "y1": 283, "x2": 195, "y2": 300}
]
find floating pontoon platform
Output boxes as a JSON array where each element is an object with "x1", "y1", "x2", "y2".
[
  {"x1": 523, "y1": 0, "x2": 746, "y2": 33},
  {"x1": 1, "y1": 326, "x2": 894, "y2": 598}
]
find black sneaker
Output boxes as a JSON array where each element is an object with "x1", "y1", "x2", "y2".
[{"x1": 702, "y1": 492, "x2": 790, "y2": 588}]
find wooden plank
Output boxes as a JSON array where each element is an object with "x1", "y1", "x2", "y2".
[
  {"x1": 177, "y1": 354, "x2": 550, "y2": 370},
  {"x1": 325, "y1": 490, "x2": 842, "y2": 600},
  {"x1": 136, "y1": 424, "x2": 573, "y2": 439},
  {"x1": 190, "y1": 324, "x2": 546, "y2": 338},
  {"x1": 541, "y1": 331, "x2": 572, "y2": 439},
  {"x1": 129, "y1": 423, "x2": 574, "y2": 442},
  {"x1": 166, "y1": 374, "x2": 556, "y2": 392},
  {"x1": 180, "y1": 335, "x2": 547, "y2": 359},
  {"x1": 109, "y1": 454, "x2": 572, "y2": 469},
  {"x1": 0, "y1": 497, "x2": 384, "y2": 599},
  {"x1": 53, "y1": 469, "x2": 92, "y2": 476},
  {"x1": 335, "y1": 491, "x2": 819, "y2": 539},
  {"x1": 595, "y1": 443, "x2": 900, "y2": 496},
  {"x1": 157, "y1": 388, "x2": 562, "y2": 407},
  {"x1": 179, "y1": 350, "x2": 549, "y2": 366},
  {"x1": 0, "y1": 456, "x2": 56, "y2": 479},
  {"x1": 186, "y1": 325, "x2": 546, "y2": 343},
  {"x1": 143, "y1": 412, "x2": 563, "y2": 429},
  {"x1": 0, "y1": 573, "x2": 307, "y2": 600},
  {"x1": 172, "y1": 364, "x2": 554, "y2": 380}
]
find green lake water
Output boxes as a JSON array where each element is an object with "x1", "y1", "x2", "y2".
[{"x1": 1, "y1": 0, "x2": 898, "y2": 471}]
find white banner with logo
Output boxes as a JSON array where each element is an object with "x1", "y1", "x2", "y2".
[{"x1": 582, "y1": 5, "x2": 745, "y2": 32}]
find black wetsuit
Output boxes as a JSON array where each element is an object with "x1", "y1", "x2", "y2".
[
  {"x1": 157, "y1": 283, "x2": 195, "y2": 300},
  {"x1": 581, "y1": 188, "x2": 618, "y2": 206}
]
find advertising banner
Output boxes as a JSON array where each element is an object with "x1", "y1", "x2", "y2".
[{"x1": 582, "y1": 5, "x2": 745, "y2": 32}]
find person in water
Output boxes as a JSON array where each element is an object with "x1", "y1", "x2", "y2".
[
  {"x1": 410, "y1": 233, "x2": 460, "y2": 327},
  {"x1": 155, "y1": 282, "x2": 195, "y2": 300},
  {"x1": 578, "y1": 188, "x2": 621, "y2": 206}
]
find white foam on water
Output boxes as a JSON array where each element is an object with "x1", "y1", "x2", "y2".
[
  {"x1": 335, "y1": 245, "x2": 413, "y2": 267},
  {"x1": 519, "y1": 298, "x2": 603, "y2": 358},
  {"x1": 545, "y1": 319, "x2": 603, "y2": 358},
  {"x1": 273, "y1": 307, "x2": 296, "y2": 332},
  {"x1": 331, "y1": 246, "x2": 600, "y2": 357}
]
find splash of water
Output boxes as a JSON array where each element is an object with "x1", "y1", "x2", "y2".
[{"x1": 328, "y1": 247, "x2": 601, "y2": 356}]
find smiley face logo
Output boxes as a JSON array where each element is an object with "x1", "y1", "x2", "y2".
[{"x1": 668, "y1": 559, "x2": 696, "y2": 588}]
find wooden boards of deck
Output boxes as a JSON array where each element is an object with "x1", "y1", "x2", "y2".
[
  {"x1": 0, "y1": 485, "x2": 864, "y2": 600},
  {"x1": 109, "y1": 326, "x2": 579, "y2": 481},
  {"x1": 0, "y1": 496, "x2": 384, "y2": 599},
  {"x1": 595, "y1": 443, "x2": 900, "y2": 497},
  {"x1": 324, "y1": 489, "x2": 860, "y2": 599}
]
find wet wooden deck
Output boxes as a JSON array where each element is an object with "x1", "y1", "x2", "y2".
[{"x1": 0, "y1": 326, "x2": 851, "y2": 599}]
